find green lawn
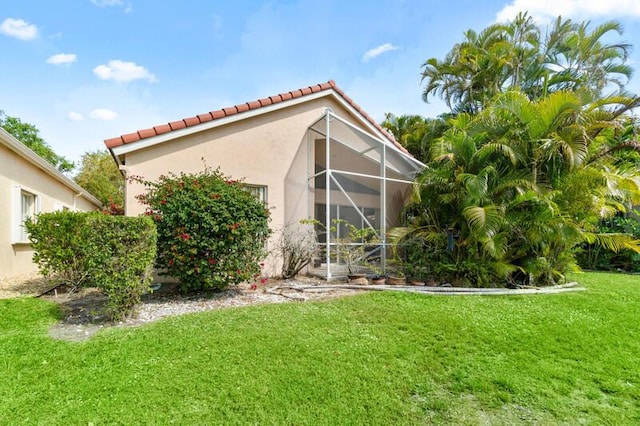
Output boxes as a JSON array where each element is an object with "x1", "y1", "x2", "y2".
[{"x1": 1, "y1": 272, "x2": 639, "y2": 424}]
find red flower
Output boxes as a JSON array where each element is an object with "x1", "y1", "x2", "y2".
[
  {"x1": 208, "y1": 258, "x2": 217, "y2": 265},
  {"x1": 260, "y1": 277, "x2": 268, "y2": 284},
  {"x1": 180, "y1": 233, "x2": 191, "y2": 240},
  {"x1": 160, "y1": 199, "x2": 167, "y2": 205}
]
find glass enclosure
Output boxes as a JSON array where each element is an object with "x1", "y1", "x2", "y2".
[{"x1": 306, "y1": 109, "x2": 423, "y2": 278}]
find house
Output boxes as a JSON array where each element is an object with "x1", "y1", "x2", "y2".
[
  {"x1": 104, "y1": 80, "x2": 424, "y2": 278},
  {"x1": 0, "y1": 128, "x2": 102, "y2": 280}
]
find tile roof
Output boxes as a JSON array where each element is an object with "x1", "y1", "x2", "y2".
[{"x1": 104, "y1": 80, "x2": 407, "y2": 154}]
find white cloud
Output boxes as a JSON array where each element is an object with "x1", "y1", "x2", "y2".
[
  {"x1": 67, "y1": 112, "x2": 84, "y2": 121},
  {"x1": 496, "y1": 0, "x2": 640, "y2": 22},
  {"x1": 91, "y1": 0, "x2": 122, "y2": 6},
  {"x1": 91, "y1": 0, "x2": 132, "y2": 13},
  {"x1": 0, "y1": 18, "x2": 39, "y2": 40},
  {"x1": 46, "y1": 53, "x2": 77, "y2": 65},
  {"x1": 93, "y1": 60, "x2": 158, "y2": 83},
  {"x1": 90, "y1": 108, "x2": 118, "y2": 120},
  {"x1": 362, "y1": 43, "x2": 399, "y2": 62}
]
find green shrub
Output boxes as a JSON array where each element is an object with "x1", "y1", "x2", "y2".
[
  {"x1": 135, "y1": 168, "x2": 271, "y2": 292},
  {"x1": 26, "y1": 212, "x2": 157, "y2": 320},
  {"x1": 577, "y1": 213, "x2": 640, "y2": 272},
  {"x1": 82, "y1": 215, "x2": 157, "y2": 320},
  {"x1": 25, "y1": 211, "x2": 92, "y2": 289}
]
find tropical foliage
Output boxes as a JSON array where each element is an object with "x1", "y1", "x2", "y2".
[
  {"x1": 390, "y1": 15, "x2": 640, "y2": 287},
  {"x1": 422, "y1": 12, "x2": 632, "y2": 113},
  {"x1": 381, "y1": 113, "x2": 449, "y2": 163},
  {"x1": 577, "y1": 212, "x2": 640, "y2": 272}
]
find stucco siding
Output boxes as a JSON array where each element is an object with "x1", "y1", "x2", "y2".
[
  {"x1": 0, "y1": 141, "x2": 100, "y2": 279},
  {"x1": 119, "y1": 97, "x2": 368, "y2": 276}
]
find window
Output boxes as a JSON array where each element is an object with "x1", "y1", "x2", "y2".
[
  {"x1": 12, "y1": 186, "x2": 40, "y2": 243},
  {"x1": 54, "y1": 202, "x2": 70, "y2": 212},
  {"x1": 244, "y1": 185, "x2": 267, "y2": 204},
  {"x1": 19, "y1": 190, "x2": 36, "y2": 242}
]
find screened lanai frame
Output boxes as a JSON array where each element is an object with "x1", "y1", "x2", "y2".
[{"x1": 306, "y1": 108, "x2": 424, "y2": 279}]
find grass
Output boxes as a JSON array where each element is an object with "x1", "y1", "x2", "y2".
[{"x1": 1, "y1": 272, "x2": 639, "y2": 424}]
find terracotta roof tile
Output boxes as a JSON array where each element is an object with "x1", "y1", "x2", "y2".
[
  {"x1": 169, "y1": 120, "x2": 187, "y2": 130},
  {"x1": 212, "y1": 110, "x2": 226, "y2": 119},
  {"x1": 103, "y1": 80, "x2": 408, "y2": 155},
  {"x1": 197, "y1": 113, "x2": 213, "y2": 123},
  {"x1": 154, "y1": 124, "x2": 172, "y2": 135},
  {"x1": 104, "y1": 137, "x2": 123, "y2": 148},
  {"x1": 122, "y1": 133, "x2": 141, "y2": 144},
  {"x1": 184, "y1": 116, "x2": 200, "y2": 126},
  {"x1": 138, "y1": 128, "x2": 156, "y2": 139}
]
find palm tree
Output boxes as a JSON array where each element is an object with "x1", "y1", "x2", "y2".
[
  {"x1": 381, "y1": 113, "x2": 449, "y2": 162},
  {"x1": 421, "y1": 14, "x2": 633, "y2": 113},
  {"x1": 393, "y1": 90, "x2": 640, "y2": 287}
]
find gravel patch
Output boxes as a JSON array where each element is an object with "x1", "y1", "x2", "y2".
[
  {"x1": 40, "y1": 277, "x2": 360, "y2": 342},
  {"x1": 3, "y1": 274, "x2": 585, "y2": 342}
]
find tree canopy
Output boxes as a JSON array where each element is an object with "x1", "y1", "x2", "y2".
[
  {"x1": 0, "y1": 110, "x2": 74, "y2": 173},
  {"x1": 388, "y1": 14, "x2": 640, "y2": 287},
  {"x1": 421, "y1": 13, "x2": 632, "y2": 114},
  {"x1": 74, "y1": 150, "x2": 124, "y2": 207}
]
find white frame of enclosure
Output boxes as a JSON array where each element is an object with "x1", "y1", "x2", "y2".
[{"x1": 307, "y1": 109, "x2": 424, "y2": 279}]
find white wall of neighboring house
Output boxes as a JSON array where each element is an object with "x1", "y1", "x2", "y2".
[{"x1": 0, "y1": 128, "x2": 101, "y2": 279}]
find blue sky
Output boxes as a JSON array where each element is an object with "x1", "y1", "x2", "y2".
[{"x1": 2, "y1": 0, "x2": 640, "y2": 166}]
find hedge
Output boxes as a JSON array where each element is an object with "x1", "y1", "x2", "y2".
[{"x1": 26, "y1": 211, "x2": 157, "y2": 320}]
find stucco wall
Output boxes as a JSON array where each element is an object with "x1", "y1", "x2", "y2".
[
  {"x1": 0, "y1": 144, "x2": 99, "y2": 279},
  {"x1": 120, "y1": 96, "x2": 375, "y2": 276}
]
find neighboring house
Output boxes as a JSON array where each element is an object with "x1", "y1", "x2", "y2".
[
  {"x1": 0, "y1": 128, "x2": 101, "y2": 279},
  {"x1": 104, "y1": 80, "x2": 424, "y2": 278}
]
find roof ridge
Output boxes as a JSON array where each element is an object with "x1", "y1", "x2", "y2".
[{"x1": 104, "y1": 80, "x2": 406, "y2": 154}]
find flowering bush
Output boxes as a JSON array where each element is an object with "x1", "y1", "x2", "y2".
[
  {"x1": 249, "y1": 262, "x2": 268, "y2": 290},
  {"x1": 136, "y1": 168, "x2": 271, "y2": 292}
]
